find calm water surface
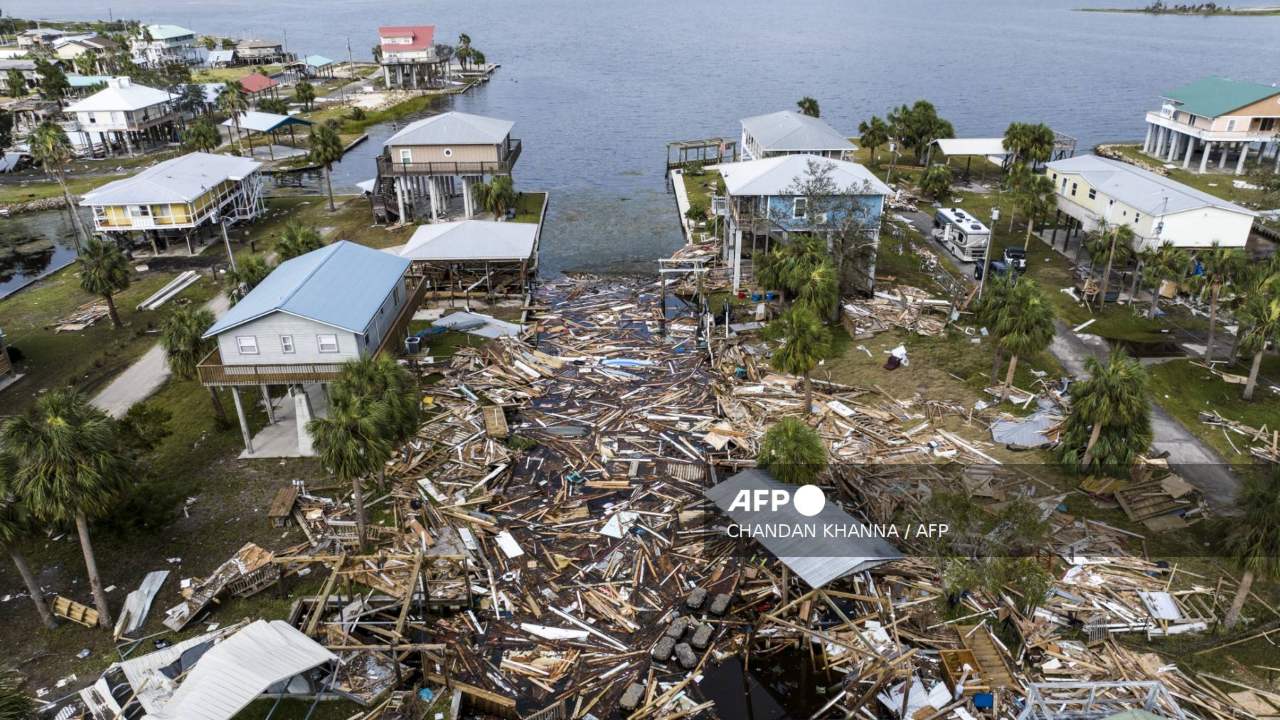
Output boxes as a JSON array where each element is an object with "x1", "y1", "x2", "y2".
[{"x1": 6, "y1": 0, "x2": 1280, "y2": 276}]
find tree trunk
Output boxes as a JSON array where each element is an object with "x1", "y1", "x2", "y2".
[
  {"x1": 991, "y1": 346, "x2": 1004, "y2": 385},
  {"x1": 1128, "y1": 261, "x2": 1143, "y2": 304},
  {"x1": 8, "y1": 545, "x2": 56, "y2": 629},
  {"x1": 1098, "y1": 233, "x2": 1117, "y2": 309},
  {"x1": 351, "y1": 474, "x2": 368, "y2": 551},
  {"x1": 104, "y1": 293, "x2": 122, "y2": 329},
  {"x1": 1228, "y1": 327, "x2": 1243, "y2": 364},
  {"x1": 999, "y1": 354, "x2": 1019, "y2": 402},
  {"x1": 1023, "y1": 219, "x2": 1034, "y2": 250},
  {"x1": 803, "y1": 372, "x2": 813, "y2": 414},
  {"x1": 325, "y1": 166, "x2": 336, "y2": 211},
  {"x1": 1223, "y1": 569, "x2": 1254, "y2": 630},
  {"x1": 1205, "y1": 284, "x2": 1219, "y2": 362},
  {"x1": 1081, "y1": 422, "x2": 1103, "y2": 468},
  {"x1": 55, "y1": 172, "x2": 87, "y2": 251},
  {"x1": 1244, "y1": 350, "x2": 1264, "y2": 401},
  {"x1": 75, "y1": 512, "x2": 112, "y2": 628},
  {"x1": 208, "y1": 386, "x2": 228, "y2": 423},
  {"x1": 1148, "y1": 287, "x2": 1161, "y2": 319}
]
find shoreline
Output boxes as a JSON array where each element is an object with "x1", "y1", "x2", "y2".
[{"x1": 1077, "y1": 5, "x2": 1280, "y2": 15}]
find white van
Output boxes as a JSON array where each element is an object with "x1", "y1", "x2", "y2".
[{"x1": 932, "y1": 208, "x2": 991, "y2": 263}]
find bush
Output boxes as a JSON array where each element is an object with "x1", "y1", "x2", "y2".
[{"x1": 349, "y1": 106, "x2": 367, "y2": 121}]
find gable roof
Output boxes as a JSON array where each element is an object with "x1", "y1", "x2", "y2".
[
  {"x1": 223, "y1": 111, "x2": 312, "y2": 134},
  {"x1": 715, "y1": 154, "x2": 892, "y2": 198},
  {"x1": 204, "y1": 241, "x2": 410, "y2": 338},
  {"x1": 384, "y1": 111, "x2": 514, "y2": 147},
  {"x1": 1162, "y1": 76, "x2": 1280, "y2": 118},
  {"x1": 705, "y1": 469, "x2": 902, "y2": 589},
  {"x1": 1046, "y1": 154, "x2": 1257, "y2": 217},
  {"x1": 64, "y1": 78, "x2": 171, "y2": 112},
  {"x1": 741, "y1": 110, "x2": 855, "y2": 153},
  {"x1": 379, "y1": 25, "x2": 435, "y2": 53},
  {"x1": 206, "y1": 49, "x2": 236, "y2": 64},
  {"x1": 239, "y1": 73, "x2": 278, "y2": 94},
  {"x1": 397, "y1": 220, "x2": 538, "y2": 262},
  {"x1": 80, "y1": 152, "x2": 262, "y2": 206}
]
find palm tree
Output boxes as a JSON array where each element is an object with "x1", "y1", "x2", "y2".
[
  {"x1": 1096, "y1": 224, "x2": 1135, "y2": 309},
  {"x1": 1144, "y1": 243, "x2": 1188, "y2": 319},
  {"x1": 29, "y1": 122, "x2": 89, "y2": 249},
  {"x1": 1196, "y1": 244, "x2": 1244, "y2": 362},
  {"x1": 857, "y1": 116, "x2": 891, "y2": 165},
  {"x1": 308, "y1": 388, "x2": 391, "y2": 549},
  {"x1": 276, "y1": 221, "x2": 324, "y2": 260},
  {"x1": 1222, "y1": 470, "x2": 1280, "y2": 629},
  {"x1": 920, "y1": 163, "x2": 953, "y2": 202},
  {"x1": 5, "y1": 69, "x2": 25, "y2": 98},
  {"x1": 159, "y1": 306, "x2": 227, "y2": 423},
  {"x1": 794, "y1": 259, "x2": 839, "y2": 322},
  {"x1": 182, "y1": 116, "x2": 220, "y2": 153},
  {"x1": 78, "y1": 238, "x2": 131, "y2": 329},
  {"x1": 224, "y1": 255, "x2": 271, "y2": 304},
  {"x1": 74, "y1": 49, "x2": 100, "y2": 76},
  {"x1": 308, "y1": 123, "x2": 344, "y2": 211},
  {"x1": 217, "y1": 82, "x2": 248, "y2": 151},
  {"x1": 0, "y1": 457, "x2": 56, "y2": 629},
  {"x1": 973, "y1": 273, "x2": 1016, "y2": 383},
  {"x1": 1002, "y1": 122, "x2": 1056, "y2": 170},
  {"x1": 3, "y1": 389, "x2": 130, "y2": 628},
  {"x1": 995, "y1": 279, "x2": 1055, "y2": 401},
  {"x1": 758, "y1": 417, "x2": 827, "y2": 485},
  {"x1": 796, "y1": 97, "x2": 820, "y2": 118},
  {"x1": 765, "y1": 306, "x2": 832, "y2": 412},
  {"x1": 1012, "y1": 171, "x2": 1056, "y2": 250},
  {"x1": 294, "y1": 80, "x2": 316, "y2": 111},
  {"x1": 0, "y1": 668, "x2": 35, "y2": 719},
  {"x1": 1055, "y1": 350, "x2": 1151, "y2": 475},
  {"x1": 1239, "y1": 276, "x2": 1280, "y2": 401},
  {"x1": 480, "y1": 175, "x2": 517, "y2": 218}
]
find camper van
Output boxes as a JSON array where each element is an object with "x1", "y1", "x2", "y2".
[{"x1": 932, "y1": 207, "x2": 990, "y2": 263}]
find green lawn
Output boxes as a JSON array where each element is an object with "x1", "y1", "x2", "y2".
[
  {"x1": 680, "y1": 168, "x2": 724, "y2": 216},
  {"x1": 1148, "y1": 358, "x2": 1280, "y2": 465},
  {"x1": 514, "y1": 191, "x2": 547, "y2": 223},
  {"x1": 194, "y1": 64, "x2": 285, "y2": 83}
]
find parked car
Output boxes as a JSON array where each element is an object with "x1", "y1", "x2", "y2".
[{"x1": 1002, "y1": 247, "x2": 1027, "y2": 272}]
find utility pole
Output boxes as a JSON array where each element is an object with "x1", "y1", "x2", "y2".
[
  {"x1": 978, "y1": 207, "x2": 1000, "y2": 300},
  {"x1": 217, "y1": 213, "x2": 237, "y2": 273}
]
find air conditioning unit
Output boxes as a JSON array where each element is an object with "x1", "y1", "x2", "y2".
[{"x1": 815, "y1": 212, "x2": 830, "y2": 224}]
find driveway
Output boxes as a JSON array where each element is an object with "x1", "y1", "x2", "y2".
[
  {"x1": 92, "y1": 293, "x2": 231, "y2": 418},
  {"x1": 1047, "y1": 319, "x2": 1241, "y2": 511}
]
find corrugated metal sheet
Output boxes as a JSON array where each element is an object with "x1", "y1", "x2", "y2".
[
  {"x1": 397, "y1": 219, "x2": 538, "y2": 261},
  {"x1": 740, "y1": 110, "x2": 854, "y2": 153},
  {"x1": 384, "y1": 111, "x2": 514, "y2": 147},
  {"x1": 716, "y1": 154, "x2": 892, "y2": 198},
  {"x1": 80, "y1": 152, "x2": 262, "y2": 206},
  {"x1": 151, "y1": 620, "x2": 335, "y2": 720},
  {"x1": 1046, "y1": 154, "x2": 1257, "y2": 217},
  {"x1": 204, "y1": 240, "x2": 410, "y2": 338},
  {"x1": 704, "y1": 469, "x2": 902, "y2": 589}
]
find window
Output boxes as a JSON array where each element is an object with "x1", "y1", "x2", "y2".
[
  {"x1": 442, "y1": 148, "x2": 453, "y2": 158},
  {"x1": 1070, "y1": 183, "x2": 1077, "y2": 197},
  {"x1": 1134, "y1": 213, "x2": 1141, "y2": 223},
  {"x1": 1226, "y1": 119, "x2": 1236, "y2": 131},
  {"x1": 236, "y1": 336, "x2": 259, "y2": 355},
  {"x1": 1087, "y1": 189, "x2": 1096, "y2": 200},
  {"x1": 280, "y1": 335, "x2": 295, "y2": 354},
  {"x1": 317, "y1": 334, "x2": 339, "y2": 353},
  {"x1": 792, "y1": 197, "x2": 807, "y2": 220},
  {"x1": 129, "y1": 205, "x2": 151, "y2": 217},
  {"x1": 398, "y1": 149, "x2": 412, "y2": 163}
]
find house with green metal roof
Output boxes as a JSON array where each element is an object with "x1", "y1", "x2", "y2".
[{"x1": 1141, "y1": 76, "x2": 1280, "y2": 175}]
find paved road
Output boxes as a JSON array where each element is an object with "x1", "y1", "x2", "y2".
[
  {"x1": 1048, "y1": 319, "x2": 1241, "y2": 512},
  {"x1": 91, "y1": 293, "x2": 231, "y2": 418}
]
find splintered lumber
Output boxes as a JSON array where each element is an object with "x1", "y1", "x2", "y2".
[
  {"x1": 482, "y1": 404, "x2": 510, "y2": 438},
  {"x1": 957, "y1": 625, "x2": 1015, "y2": 689}
]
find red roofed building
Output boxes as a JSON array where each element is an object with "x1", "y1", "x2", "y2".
[
  {"x1": 377, "y1": 25, "x2": 451, "y2": 90},
  {"x1": 239, "y1": 72, "x2": 280, "y2": 104}
]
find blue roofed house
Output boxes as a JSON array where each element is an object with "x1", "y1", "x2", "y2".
[
  {"x1": 199, "y1": 241, "x2": 422, "y2": 456},
  {"x1": 713, "y1": 154, "x2": 892, "y2": 292}
]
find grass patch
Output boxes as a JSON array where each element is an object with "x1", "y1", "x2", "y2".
[
  {"x1": 1105, "y1": 144, "x2": 1275, "y2": 209},
  {"x1": 193, "y1": 65, "x2": 285, "y2": 83},
  {"x1": 305, "y1": 94, "x2": 442, "y2": 136},
  {"x1": 1148, "y1": 358, "x2": 1280, "y2": 465},
  {"x1": 680, "y1": 169, "x2": 724, "y2": 216},
  {"x1": 514, "y1": 191, "x2": 547, "y2": 223}
]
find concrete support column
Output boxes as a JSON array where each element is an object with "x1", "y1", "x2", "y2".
[
  {"x1": 261, "y1": 384, "x2": 274, "y2": 424},
  {"x1": 395, "y1": 177, "x2": 406, "y2": 223},
  {"x1": 1182, "y1": 136, "x2": 1195, "y2": 169},
  {"x1": 428, "y1": 176, "x2": 439, "y2": 220},
  {"x1": 1165, "y1": 131, "x2": 1179, "y2": 162},
  {"x1": 231, "y1": 387, "x2": 254, "y2": 455},
  {"x1": 1200, "y1": 142, "x2": 1213, "y2": 173},
  {"x1": 293, "y1": 386, "x2": 315, "y2": 456},
  {"x1": 1274, "y1": 142, "x2": 1280, "y2": 172},
  {"x1": 1220, "y1": 143, "x2": 1230, "y2": 169},
  {"x1": 1142, "y1": 123, "x2": 1154, "y2": 154},
  {"x1": 462, "y1": 176, "x2": 473, "y2": 217},
  {"x1": 731, "y1": 230, "x2": 743, "y2": 292},
  {"x1": 1235, "y1": 143, "x2": 1250, "y2": 175},
  {"x1": 1157, "y1": 126, "x2": 1169, "y2": 156}
]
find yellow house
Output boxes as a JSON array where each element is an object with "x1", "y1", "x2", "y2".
[
  {"x1": 80, "y1": 152, "x2": 265, "y2": 254},
  {"x1": 1046, "y1": 155, "x2": 1255, "y2": 251}
]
